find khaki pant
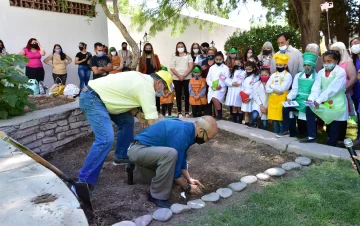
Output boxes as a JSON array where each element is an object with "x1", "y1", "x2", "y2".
[{"x1": 128, "y1": 144, "x2": 178, "y2": 200}]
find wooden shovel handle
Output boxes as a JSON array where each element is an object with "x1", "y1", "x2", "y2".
[{"x1": 0, "y1": 131, "x2": 73, "y2": 183}]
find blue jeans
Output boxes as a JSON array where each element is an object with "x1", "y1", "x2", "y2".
[
  {"x1": 352, "y1": 95, "x2": 360, "y2": 140},
  {"x1": 251, "y1": 110, "x2": 268, "y2": 130},
  {"x1": 78, "y1": 89, "x2": 134, "y2": 184},
  {"x1": 78, "y1": 65, "x2": 91, "y2": 89},
  {"x1": 273, "y1": 120, "x2": 283, "y2": 134}
]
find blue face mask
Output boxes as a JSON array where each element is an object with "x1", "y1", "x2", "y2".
[
  {"x1": 304, "y1": 66, "x2": 314, "y2": 74},
  {"x1": 55, "y1": 49, "x2": 61, "y2": 54},
  {"x1": 207, "y1": 55, "x2": 214, "y2": 60},
  {"x1": 323, "y1": 63, "x2": 336, "y2": 71},
  {"x1": 155, "y1": 91, "x2": 164, "y2": 97},
  {"x1": 97, "y1": 51, "x2": 104, "y2": 57}
]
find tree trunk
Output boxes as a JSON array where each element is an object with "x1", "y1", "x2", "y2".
[
  {"x1": 101, "y1": 0, "x2": 140, "y2": 70},
  {"x1": 290, "y1": 0, "x2": 322, "y2": 51}
]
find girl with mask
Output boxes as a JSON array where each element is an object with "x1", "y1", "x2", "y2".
[
  {"x1": 189, "y1": 65, "x2": 207, "y2": 117},
  {"x1": 43, "y1": 44, "x2": 72, "y2": 85},
  {"x1": 301, "y1": 50, "x2": 347, "y2": 147},
  {"x1": 248, "y1": 67, "x2": 270, "y2": 129},
  {"x1": 258, "y1": 41, "x2": 276, "y2": 74},
  {"x1": 190, "y1": 43, "x2": 200, "y2": 62},
  {"x1": 225, "y1": 57, "x2": 246, "y2": 123},
  {"x1": 350, "y1": 37, "x2": 360, "y2": 145},
  {"x1": 201, "y1": 47, "x2": 217, "y2": 116},
  {"x1": 265, "y1": 53, "x2": 292, "y2": 136},
  {"x1": 170, "y1": 42, "x2": 193, "y2": 118},
  {"x1": 206, "y1": 51, "x2": 230, "y2": 120},
  {"x1": 138, "y1": 43, "x2": 161, "y2": 115},
  {"x1": 225, "y1": 47, "x2": 238, "y2": 71},
  {"x1": 19, "y1": 38, "x2": 46, "y2": 82},
  {"x1": 240, "y1": 61, "x2": 260, "y2": 125},
  {"x1": 0, "y1": 40, "x2": 7, "y2": 57},
  {"x1": 75, "y1": 42, "x2": 92, "y2": 89},
  {"x1": 108, "y1": 47, "x2": 122, "y2": 74},
  {"x1": 160, "y1": 85, "x2": 175, "y2": 117},
  {"x1": 243, "y1": 47, "x2": 254, "y2": 63}
]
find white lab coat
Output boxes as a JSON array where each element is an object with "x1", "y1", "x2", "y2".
[
  {"x1": 240, "y1": 74, "x2": 260, "y2": 112},
  {"x1": 225, "y1": 69, "x2": 246, "y2": 107},
  {"x1": 206, "y1": 64, "x2": 230, "y2": 103},
  {"x1": 252, "y1": 81, "x2": 269, "y2": 120}
]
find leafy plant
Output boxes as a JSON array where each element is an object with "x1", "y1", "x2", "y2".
[
  {"x1": 0, "y1": 54, "x2": 35, "y2": 119},
  {"x1": 224, "y1": 25, "x2": 301, "y2": 57}
]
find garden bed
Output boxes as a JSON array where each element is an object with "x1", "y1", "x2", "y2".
[
  {"x1": 45, "y1": 123, "x2": 298, "y2": 226},
  {"x1": 25, "y1": 95, "x2": 76, "y2": 113}
]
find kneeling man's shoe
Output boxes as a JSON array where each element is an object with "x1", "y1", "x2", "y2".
[
  {"x1": 148, "y1": 193, "x2": 171, "y2": 208},
  {"x1": 299, "y1": 137, "x2": 316, "y2": 143}
]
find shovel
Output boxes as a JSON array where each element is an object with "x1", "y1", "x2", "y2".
[{"x1": 0, "y1": 131, "x2": 93, "y2": 211}]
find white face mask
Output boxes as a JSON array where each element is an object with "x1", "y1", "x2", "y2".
[
  {"x1": 351, "y1": 44, "x2": 360, "y2": 54},
  {"x1": 279, "y1": 45, "x2": 287, "y2": 51},
  {"x1": 193, "y1": 49, "x2": 199, "y2": 54},
  {"x1": 178, "y1": 48, "x2": 185, "y2": 53},
  {"x1": 111, "y1": 51, "x2": 116, "y2": 56},
  {"x1": 247, "y1": 53, "x2": 252, "y2": 58}
]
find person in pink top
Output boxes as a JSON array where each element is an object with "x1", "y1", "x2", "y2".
[{"x1": 18, "y1": 38, "x2": 46, "y2": 82}]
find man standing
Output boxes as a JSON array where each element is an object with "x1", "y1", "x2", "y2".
[
  {"x1": 128, "y1": 116, "x2": 218, "y2": 208},
  {"x1": 195, "y1": 42, "x2": 210, "y2": 67},
  {"x1": 90, "y1": 42, "x2": 113, "y2": 79},
  {"x1": 277, "y1": 33, "x2": 303, "y2": 77},
  {"x1": 119, "y1": 42, "x2": 133, "y2": 69},
  {"x1": 75, "y1": 70, "x2": 173, "y2": 192}
]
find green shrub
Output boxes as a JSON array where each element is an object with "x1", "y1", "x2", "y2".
[
  {"x1": 0, "y1": 54, "x2": 35, "y2": 119},
  {"x1": 224, "y1": 25, "x2": 301, "y2": 57}
]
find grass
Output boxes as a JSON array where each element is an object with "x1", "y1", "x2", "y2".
[{"x1": 181, "y1": 160, "x2": 360, "y2": 226}]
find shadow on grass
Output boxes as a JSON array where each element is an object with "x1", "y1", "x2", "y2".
[{"x1": 180, "y1": 160, "x2": 360, "y2": 226}]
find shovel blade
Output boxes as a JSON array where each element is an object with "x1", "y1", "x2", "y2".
[{"x1": 73, "y1": 182, "x2": 93, "y2": 211}]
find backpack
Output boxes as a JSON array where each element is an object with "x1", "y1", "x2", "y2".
[
  {"x1": 26, "y1": 79, "x2": 40, "y2": 95},
  {"x1": 39, "y1": 81, "x2": 48, "y2": 94}
]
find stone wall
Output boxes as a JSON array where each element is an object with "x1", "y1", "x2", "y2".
[{"x1": 0, "y1": 108, "x2": 91, "y2": 156}]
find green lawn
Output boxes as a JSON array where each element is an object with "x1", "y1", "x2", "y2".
[{"x1": 183, "y1": 160, "x2": 360, "y2": 226}]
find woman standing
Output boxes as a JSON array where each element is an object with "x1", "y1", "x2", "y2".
[
  {"x1": 206, "y1": 51, "x2": 230, "y2": 120},
  {"x1": 190, "y1": 43, "x2": 200, "y2": 62},
  {"x1": 170, "y1": 42, "x2": 194, "y2": 118},
  {"x1": 258, "y1": 41, "x2": 276, "y2": 74},
  {"x1": 0, "y1": 40, "x2": 7, "y2": 57},
  {"x1": 201, "y1": 47, "x2": 217, "y2": 116},
  {"x1": 109, "y1": 47, "x2": 122, "y2": 74},
  {"x1": 75, "y1": 42, "x2": 92, "y2": 89},
  {"x1": 18, "y1": 38, "x2": 46, "y2": 82},
  {"x1": 350, "y1": 37, "x2": 360, "y2": 145},
  {"x1": 244, "y1": 47, "x2": 254, "y2": 63},
  {"x1": 43, "y1": 44, "x2": 72, "y2": 85}
]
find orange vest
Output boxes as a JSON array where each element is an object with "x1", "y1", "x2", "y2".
[
  {"x1": 189, "y1": 78, "x2": 207, "y2": 105},
  {"x1": 160, "y1": 91, "x2": 174, "y2": 104}
]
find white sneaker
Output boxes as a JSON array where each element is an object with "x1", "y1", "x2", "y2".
[
  {"x1": 185, "y1": 114, "x2": 190, "y2": 118},
  {"x1": 165, "y1": 114, "x2": 169, "y2": 117},
  {"x1": 178, "y1": 114, "x2": 183, "y2": 118}
]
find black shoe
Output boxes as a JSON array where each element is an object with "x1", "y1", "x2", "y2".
[
  {"x1": 299, "y1": 137, "x2": 317, "y2": 143},
  {"x1": 147, "y1": 192, "x2": 171, "y2": 208},
  {"x1": 276, "y1": 131, "x2": 290, "y2": 138},
  {"x1": 246, "y1": 123, "x2": 257, "y2": 129},
  {"x1": 113, "y1": 158, "x2": 131, "y2": 166}
]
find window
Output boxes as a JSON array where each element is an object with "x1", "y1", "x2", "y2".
[{"x1": 9, "y1": 0, "x2": 96, "y2": 17}]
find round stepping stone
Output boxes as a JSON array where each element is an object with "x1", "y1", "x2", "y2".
[
  {"x1": 256, "y1": 173, "x2": 271, "y2": 181},
  {"x1": 187, "y1": 199, "x2": 206, "y2": 209},
  {"x1": 201, "y1": 192, "x2": 220, "y2": 202},
  {"x1": 228, "y1": 182, "x2": 247, "y2": 191},
  {"x1": 282, "y1": 162, "x2": 302, "y2": 170},
  {"x1": 112, "y1": 221, "x2": 136, "y2": 226},
  {"x1": 240, "y1": 175, "x2": 258, "y2": 184},
  {"x1": 216, "y1": 188, "x2": 233, "y2": 198},
  {"x1": 264, "y1": 168, "x2": 286, "y2": 176},
  {"x1": 170, "y1": 203, "x2": 191, "y2": 214},
  {"x1": 295, "y1": 156, "x2": 312, "y2": 166},
  {"x1": 134, "y1": 215, "x2": 152, "y2": 226},
  {"x1": 152, "y1": 208, "x2": 173, "y2": 222}
]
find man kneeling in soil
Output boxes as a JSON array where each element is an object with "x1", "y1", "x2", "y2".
[{"x1": 128, "y1": 116, "x2": 218, "y2": 208}]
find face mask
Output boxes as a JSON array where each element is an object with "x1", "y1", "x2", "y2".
[
  {"x1": 193, "y1": 49, "x2": 199, "y2": 54},
  {"x1": 194, "y1": 129, "x2": 207, "y2": 144},
  {"x1": 276, "y1": 67, "x2": 285, "y2": 72},
  {"x1": 111, "y1": 51, "x2": 116, "y2": 56},
  {"x1": 207, "y1": 55, "x2": 214, "y2": 60},
  {"x1": 279, "y1": 45, "x2": 287, "y2": 51},
  {"x1": 351, "y1": 44, "x2": 360, "y2": 54},
  {"x1": 216, "y1": 62, "x2": 223, "y2": 66},
  {"x1": 323, "y1": 63, "x2": 336, "y2": 71},
  {"x1": 97, "y1": 51, "x2": 104, "y2": 57},
  {"x1": 230, "y1": 54, "x2": 237, "y2": 59},
  {"x1": 155, "y1": 90, "x2": 164, "y2": 97},
  {"x1": 177, "y1": 48, "x2": 185, "y2": 53},
  {"x1": 247, "y1": 53, "x2": 252, "y2": 58},
  {"x1": 122, "y1": 46, "x2": 127, "y2": 50},
  {"x1": 233, "y1": 65, "x2": 240, "y2": 71},
  {"x1": 304, "y1": 66, "x2": 314, "y2": 74},
  {"x1": 262, "y1": 49, "x2": 271, "y2": 55},
  {"x1": 202, "y1": 49, "x2": 208, "y2": 54},
  {"x1": 55, "y1": 49, "x2": 61, "y2": 54},
  {"x1": 145, "y1": 50, "x2": 152, "y2": 54},
  {"x1": 260, "y1": 76, "x2": 270, "y2": 83},
  {"x1": 79, "y1": 47, "x2": 84, "y2": 51},
  {"x1": 0, "y1": 47, "x2": 3, "y2": 52},
  {"x1": 31, "y1": 43, "x2": 38, "y2": 48},
  {"x1": 246, "y1": 71, "x2": 253, "y2": 76},
  {"x1": 193, "y1": 73, "x2": 201, "y2": 78}
]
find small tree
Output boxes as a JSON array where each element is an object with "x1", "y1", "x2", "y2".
[
  {"x1": 0, "y1": 54, "x2": 35, "y2": 119},
  {"x1": 224, "y1": 25, "x2": 301, "y2": 56}
]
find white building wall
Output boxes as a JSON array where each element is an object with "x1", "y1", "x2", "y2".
[
  {"x1": 108, "y1": 14, "x2": 242, "y2": 69},
  {"x1": 0, "y1": 0, "x2": 108, "y2": 86}
]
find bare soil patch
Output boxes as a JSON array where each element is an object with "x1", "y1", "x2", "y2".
[
  {"x1": 45, "y1": 123, "x2": 297, "y2": 225},
  {"x1": 25, "y1": 95, "x2": 76, "y2": 112}
]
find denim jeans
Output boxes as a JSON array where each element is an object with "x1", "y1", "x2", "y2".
[
  {"x1": 78, "y1": 65, "x2": 91, "y2": 89},
  {"x1": 352, "y1": 95, "x2": 360, "y2": 140},
  {"x1": 251, "y1": 110, "x2": 268, "y2": 130},
  {"x1": 273, "y1": 120, "x2": 283, "y2": 134},
  {"x1": 78, "y1": 89, "x2": 134, "y2": 184}
]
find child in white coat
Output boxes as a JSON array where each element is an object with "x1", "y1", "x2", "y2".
[{"x1": 225, "y1": 58, "x2": 246, "y2": 123}]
